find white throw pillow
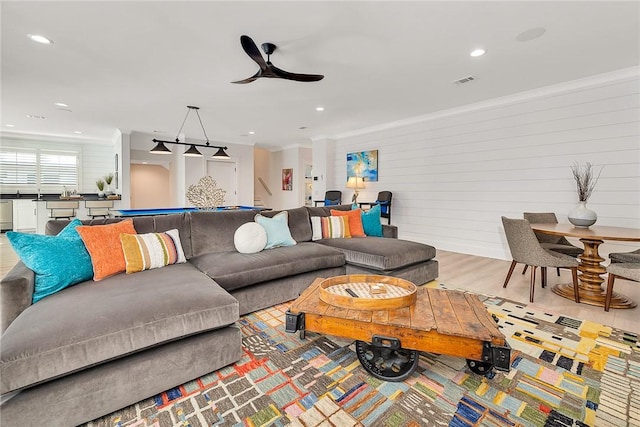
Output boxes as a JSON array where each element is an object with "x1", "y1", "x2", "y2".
[{"x1": 234, "y1": 222, "x2": 268, "y2": 254}]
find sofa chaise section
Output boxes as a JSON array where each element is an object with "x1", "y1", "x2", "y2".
[{"x1": 189, "y1": 208, "x2": 347, "y2": 314}]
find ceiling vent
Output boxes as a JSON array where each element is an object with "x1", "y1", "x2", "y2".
[{"x1": 452, "y1": 76, "x2": 475, "y2": 85}]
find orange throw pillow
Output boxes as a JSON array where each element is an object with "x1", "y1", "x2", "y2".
[
  {"x1": 331, "y1": 208, "x2": 365, "y2": 237},
  {"x1": 77, "y1": 220, "x2": 137, "y2": 281}
]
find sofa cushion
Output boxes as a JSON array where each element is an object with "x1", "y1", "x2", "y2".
[
  {"x1": 0, "y1": 263, "x2": 238, "y2": 394},
  {"x1": 331, "y1": 208, "x2": 365, "y2": 237},
  {"x1": 191, "y1": 210, "x2": 258, "y2": 256},
  {"x1": 6, "y1": 219, "x2": 93, "y2": 303},
  {"x1": 234, "y1": 222, "x2": 267, "y2": 254},
  {"x1": 361, "y1": 204, "x2": 383, "y2": 237},
  {"x1": 77, "y1": 220, "x2": 137, "y2": 280},
  {"x1": 260, "y1": 207, "x2": 312, "y2": 242},
  {"x1": 45, "y1": 213, "x2": 194, "y2": 260},
  {"x1": 311, "y1": 216, "x2": 351, "y2": 240},
  {"x1": 120, "y1": 229, "x2": 186, "y2": 274},
  {"x1": 255, "y1": 211, "x2": 297, "y2": 249},
  {"x1": 189, "y1": 242, "x2": 345, "y2": 291},
  {"x1": 317, "y1": 237, "x2": 436, "y2": 271}
]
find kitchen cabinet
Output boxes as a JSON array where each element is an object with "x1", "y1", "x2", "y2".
[{"x1": 13, "y1": 199, "x2": 37, "y2": 232}]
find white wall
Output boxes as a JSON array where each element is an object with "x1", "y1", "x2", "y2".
[
  {"x1": 265, "y1": 146, "x2": 312, "y2": 210},
  {"x1": 254, "y1": 148, "x2": 274, "y2": 207},
  {"x1": 330, "y1": 68, "x2": 640, "y2": 260}
]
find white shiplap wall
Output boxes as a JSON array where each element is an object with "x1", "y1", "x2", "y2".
[{"x1": 331, "y1": 69, "x2": 640, "y2": 260}]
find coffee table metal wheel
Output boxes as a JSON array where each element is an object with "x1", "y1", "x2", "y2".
[
  {"x1": 355, "y1": 340, "x2": 419, "y2": 382},
  {"x1": 466, "y1": 359, "x2": 494, "y2": 375}
]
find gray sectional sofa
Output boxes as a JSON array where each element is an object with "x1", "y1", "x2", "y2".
[{"x1": 0, "y1": 204, "x2": 438, "y2": 426}]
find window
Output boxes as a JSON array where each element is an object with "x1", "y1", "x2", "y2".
[
  {"x1": 40, "y1": 151, "x2": 78, "y2": 186},
  {"x1": 0, "y1": 147, "x2": 79, "y2": 188},
  {"x1": 0, "y1": 148, "x2": 37, "y2": 185}
]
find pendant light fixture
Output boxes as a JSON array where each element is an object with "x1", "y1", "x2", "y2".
[{"x1": 151, "y1": 106, "x2": 229, "y2": 158}]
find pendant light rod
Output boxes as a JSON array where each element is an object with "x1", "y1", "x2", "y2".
[
  {"x1": 151, "y1": 138, "x2": 227, "y2": 150},
  {"x1": 151, "y1": 105, "x2": 228, "y2": 156}
]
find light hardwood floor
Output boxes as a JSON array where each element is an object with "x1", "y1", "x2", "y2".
[{"x1": 1, "y1": 234, "x2": 638, "y2": 332}]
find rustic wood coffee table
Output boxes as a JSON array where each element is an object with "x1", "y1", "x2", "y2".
[{"x1": 286, "y1": 275, "x2": 510, "y2": 381}]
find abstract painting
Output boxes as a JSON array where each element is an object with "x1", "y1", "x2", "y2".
[
  {"x1": 282, "y1": 168, "x2": 293, "y2": 191},
  {"x1": 347, "y1": 150, "x2": 378, "y2": 182}
]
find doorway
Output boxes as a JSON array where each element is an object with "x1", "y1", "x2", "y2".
[{"x1": 207, "y1": 160, "x2": 237, "y2": 206}]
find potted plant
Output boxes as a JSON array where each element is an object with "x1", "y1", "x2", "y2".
[
  {"x1": 568, "y1": 162, "x2": 602, "y2": 228},
  {"x1": 96, "y1": 178, "x2": 106, "y2": 198},
  {"x1": 104, "y1": 173, "x2": 114, "y2": 195}
]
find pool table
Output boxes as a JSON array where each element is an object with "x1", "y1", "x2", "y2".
[{"x1": 114, "y1": 206, "x2": 269, "y2": 217}]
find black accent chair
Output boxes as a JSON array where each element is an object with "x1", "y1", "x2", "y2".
[
  {"x1": 359, "y1": 191, "x2": 393, "y2": 224},
  {"x1": 314, "y1": 190, "x2": 342, "y2": 207}
]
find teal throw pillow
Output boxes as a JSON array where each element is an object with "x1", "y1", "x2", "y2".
[
  {"x1": 361, "y1": 204, "x2": 383, "y2": 237},
  {"x1": 255, "y1": 211, "x2": 297, "y2": 249},
  {"x1": 7, "y1": 219, "x2": 94, "y2": 303}
]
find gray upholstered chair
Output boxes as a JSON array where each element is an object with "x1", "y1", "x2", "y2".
[
  {"x1": 523, "y1": 212, "x2": 584, "y2": 256},
  {"x1": 502, "y1": 217, "x2": 580, "y2": 303},
  {"x1": 521, "y1": 212, "x2": 583, "y2": 279},
  {"x1": 605, "y1": 263, "x2": 640, "y2": 312},
  {"x1": 609, "y1": 248, "x2": 640, "y2": 264}
]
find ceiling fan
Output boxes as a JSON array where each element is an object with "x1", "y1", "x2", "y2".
[{"x1": 232, "y1": 35, "x2": 324, "y2": 84}]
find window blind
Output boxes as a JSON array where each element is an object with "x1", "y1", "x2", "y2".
[
  {"x1": 0, "y1": 148, "x2": 37, "y2": 185},
  {"x1": 39, "y1": 151, "x2": 78, "y2": 186}
]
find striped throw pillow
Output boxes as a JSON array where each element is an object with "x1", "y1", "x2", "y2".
[
  {"x1": 120, "y1": 229, "x2": 186, "y2": 274},
  {"x1": 310, "y1": 216, "x2": 351, "y2": 240}
]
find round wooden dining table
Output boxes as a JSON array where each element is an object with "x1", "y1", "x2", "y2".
[{"x1": 530, "y1": 223, "x2": 640, "y2": 309}]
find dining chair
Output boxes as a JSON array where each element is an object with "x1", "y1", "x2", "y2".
[
  {"x1": 608, "y1": 248, "x2": 640, "y2": 264},
  {"x1": 521, "y1": 212, "x2": 583, "y2": 277},
  {"x1": 501, "y1": 217, "x2": 580, "y2": 303},
  {"x1": 605, "y1": 263, "x2": 640, "y2": 312}
]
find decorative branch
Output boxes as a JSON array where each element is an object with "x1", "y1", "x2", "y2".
[
  {"x1": 570, "y1": 162, "x2": 602, "y2": 202},
  {"x1": 186, "y1": 176, "x2": 226, "y2": 210}
]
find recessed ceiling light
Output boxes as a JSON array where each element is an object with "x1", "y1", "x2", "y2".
[
  {"x1": 248, "y1": 131, "x2": 255, "y2": 135},
  {"x1": 316, "y1": 107, "x2": 324, "y2": 111},
  {"x1": 26, "y1": 114, "x2": 46, "y2": 119},
  {"x1": 54, "y1": 102, "x2": 69, "y2": 107},
  {"x1": 73, "y1": 131, "x2": 82, "y2": 134},
  {"x1": 516, "y1": 27, "x2": 546, "y2": 42},
  {"x1": 470, "y1": 49, "x2": 486, "y2": 57},
  {"x1": 27, "y1": 34, "x2": 53, "y2": 45},
  {"x1": 5, "y1": 124, "x2": 15, "y2": 128}
]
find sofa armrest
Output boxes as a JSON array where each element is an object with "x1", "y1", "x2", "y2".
[
  {"x1": 382, "y1": 224, "x2": 398, "y2": 239},
  {"x1": 1, "y1": 261, "x2": 34, "y2": 334}
]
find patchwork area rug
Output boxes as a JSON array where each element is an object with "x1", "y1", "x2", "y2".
[{"x1": 84, "y1": 284, "x2": 639, "y2": 427}]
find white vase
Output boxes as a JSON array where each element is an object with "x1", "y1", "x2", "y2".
[
  {"x1": 97, "y1": 190, "x2": 105, "y2": 198},
  {"x1": 568, "y1": 201, "x2": 597, "y2": 228}
]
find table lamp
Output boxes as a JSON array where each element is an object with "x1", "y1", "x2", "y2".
[{"x1": 346, "y1": 176, "x2": 365, "y2": 203}]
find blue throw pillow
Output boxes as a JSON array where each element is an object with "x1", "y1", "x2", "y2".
[
  {"x1": 255, "y1": 211, "x2": 297, "y2": 249},
  {"x1": 7, "y1": 219, "x2": 93, "y2": 303},
  {"x1": 361, "y1": 204, "x2": 383, "y2": 237}
]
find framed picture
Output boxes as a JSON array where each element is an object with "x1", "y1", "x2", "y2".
[
  {"x1": 282, "y1": 168, "x2": 293, "y2": 191},
  {"x1": 347, "y1": 150, "x2": 378, "y2": 182}
]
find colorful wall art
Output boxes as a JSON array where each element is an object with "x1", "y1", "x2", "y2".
[
  {"x1": 282, "y1": 168, "x2": 293, "y2": 191},
  {"x1": 347, "y1": 150, "x2": 378, "y2": 182}
]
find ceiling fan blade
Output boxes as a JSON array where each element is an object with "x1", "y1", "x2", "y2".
[
  {"x1": 231, "y1": 69, "x2": 262, "y2": 84},
  {"x1": 270, "y1": 64, "x2": 324, "y2": 82},
  {"x1": 240, "y1": 35, "x2": 268, "y2": 71}
]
